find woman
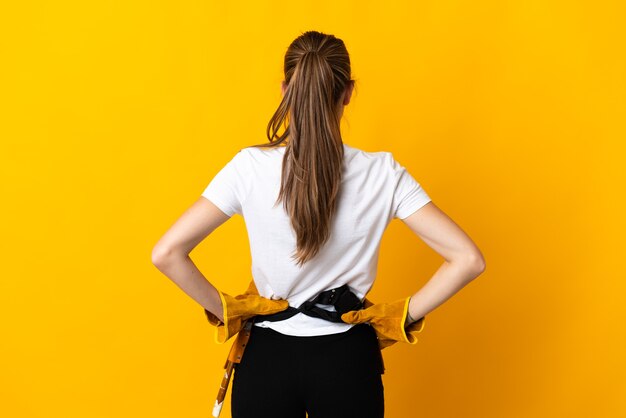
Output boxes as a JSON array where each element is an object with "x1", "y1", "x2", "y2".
[{"x1": 152, "y1": 30, "x2": 485, "y2": 418}]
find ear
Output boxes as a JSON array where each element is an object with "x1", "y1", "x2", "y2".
[
  {"x1": 342, "y1": 80, "x2": 355, "y2": 105},
  {"x1": 281, "y1": 80, "x2": 287, "y2": 96}
]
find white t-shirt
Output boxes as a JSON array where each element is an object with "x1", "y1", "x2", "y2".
[{"x1": 201, "y1": 142, "x2": 431, "y2": 336}]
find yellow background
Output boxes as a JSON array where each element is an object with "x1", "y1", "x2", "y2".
[{"x1": 1, "y1": 1, "x2": 624, "y2": 417}]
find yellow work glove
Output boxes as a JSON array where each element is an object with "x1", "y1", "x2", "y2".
[
  {"x1": 340, "y1": 296, "x2": 426, "y2": 350},
  {"x1": 204, "y1": 280, "x2": 290, "y2": 344}
]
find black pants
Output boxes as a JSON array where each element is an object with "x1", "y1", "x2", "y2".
[{"x1": 231, "y1": 322, "x2": 385, "y2": 418}]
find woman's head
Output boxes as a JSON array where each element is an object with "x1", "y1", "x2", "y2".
[
  {"x1": 280, "y1": 31, "x2": 355, "y2": 116},
  {"x1": 249, "y1": 30, "x2": 356, "y2": 267}
]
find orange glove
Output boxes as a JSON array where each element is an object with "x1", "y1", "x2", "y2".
[
  {"x1": 204, "y1": 280, "x2": 290, "y2": 344},
  {"x1": 340, "y1": 296, "x2": 425, "y2": 350}
]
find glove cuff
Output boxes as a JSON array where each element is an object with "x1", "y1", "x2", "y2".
[
  {"x1": 215, "y1": 289, "x2": 231, "y2": 344},
  {"x1": 401, "y1": 296, "x2": 426, "y2": 344},
  {"x1": 203, "y1": 289, "x2": 232, "y2": 345}
]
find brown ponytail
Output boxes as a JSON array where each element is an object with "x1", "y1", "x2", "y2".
[{"x1": 248, "y1": 30, "x2": 355, "y2": 267}]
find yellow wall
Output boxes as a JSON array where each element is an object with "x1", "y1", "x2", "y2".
[{"x1": 1, "y1": 1, "x2": 624, "y2": 417}]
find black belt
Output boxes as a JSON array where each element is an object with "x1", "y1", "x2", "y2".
[{"x1": 253, "y1": 283, "x2": 363, "y2": 324}]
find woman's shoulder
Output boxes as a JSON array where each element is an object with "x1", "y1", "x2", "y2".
[
  {"x1": 240, "y1": 144, "x2": 287, "y2": 156},
  {"x1": 344, "y1": 143, "x2": 393, "y2": 167}
]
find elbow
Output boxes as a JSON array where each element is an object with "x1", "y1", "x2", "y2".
[
  {"x1": 151, "y1": 244, "x2": 173, "y2": 268},
  {"x1": 463, "y1": 252, "x2": 486, "y2": 279}
]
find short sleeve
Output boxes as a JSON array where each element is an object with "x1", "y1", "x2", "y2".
[
  {"x1": 390, "y1": 153, "x2": 432, "y2": 219},
  {"x1": 201, "y1": 150, "x2": 247, "y2": 217}
]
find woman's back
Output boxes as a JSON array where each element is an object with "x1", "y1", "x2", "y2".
[{"x1": 201, "y1": 141, "x2": 431, "y2": 336}]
